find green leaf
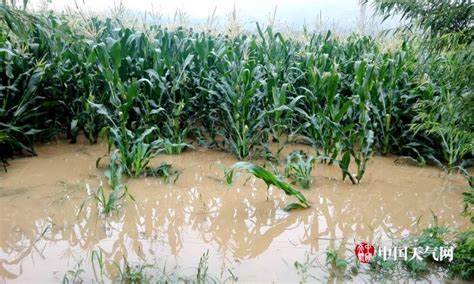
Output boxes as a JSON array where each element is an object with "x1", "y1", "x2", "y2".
[
  {"x1": 283, "y1": 203, "x2": 307, "y2": 212},
  {"x1": 225, "y1": 162, "x2": 311, "y2": 210},
  {"x1": 111, "y1": 41, "x2": 122, "y2": 70}
]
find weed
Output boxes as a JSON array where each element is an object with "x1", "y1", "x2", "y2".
[
  {"x1": 448, "y1": 228, "x2": 474, "y2": 280},
  {"x1": 196, "y1": 250, "x2": 210, "y2": 284},
  {"x1": 369, "y1": 253, "x2": 398, "y2": 276},
  {"x1": 91, "y1": 250, "x2": 105, "y2": 280},
  {"x1": 116, "y1": 257, "x2": 152, "y2": 284},
  {"x1": 294, "y1": 253, "x2": 319, "y2": 283},
  {"x1": 62, "y1": 259, "x2": 84, "y2": 284},
  {"x1": 326, "y1": 250, "x2": 350, "y2": 281}
]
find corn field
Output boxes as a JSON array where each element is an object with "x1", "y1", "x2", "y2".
[{"x1": 0, "y1": 6, "x2": 472, "y2": 179}]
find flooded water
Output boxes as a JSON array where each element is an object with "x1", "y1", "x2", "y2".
[{"x1": 0, "y1": 139, "x2": 470, "y2": 283}]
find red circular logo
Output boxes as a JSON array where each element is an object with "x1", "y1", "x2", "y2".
[{"x1": 355, "y1": 242, "x2": 375, "y2": 263}]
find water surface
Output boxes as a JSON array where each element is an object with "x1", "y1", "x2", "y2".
[{"x1": 0, "y1": 139, "x2": 470, "y2": 282}]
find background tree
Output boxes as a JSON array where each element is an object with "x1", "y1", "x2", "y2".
[{"x1": 366, "y1": 0, "x2": 473, "y2": 49}]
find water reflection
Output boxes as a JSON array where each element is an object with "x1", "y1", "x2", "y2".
[{"x1": 0, "y1": 143, "x2": 469, "y2": 281}]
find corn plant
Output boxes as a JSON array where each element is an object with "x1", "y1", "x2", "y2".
[
  {"x1": 104, "y1": 150, "x2": 126, "y2": 191},
  {"x1": 79, "y1": 151, "x2": 134, "y2": 216},
  {"x1": 91, "y1": 100, "x2": 173, "y2": 178},
  {"x1": 143, "y1": 49, "x2": 196, "y2": 154},
  {"x1": 284, "y1": 150, "x2": 316, "y2": 189},
  {"x1": 338, "y1": 60, "x2": 376, "y2": 184},
  {"x1": 265, "y1": 83, "x2": 303, "y2": 158},
  {"x1": 338, "y1": 129, "x2": 374, "y2": 185},
  {"x1": 87, "y1": 39, "x2": 186, "y2": 177},
  {"x1": 91, "y1": 183, "x2": 124, "y2": 215},
  {"x1": 202, "y1": 46, "x2": 269, "y2": 160},
  {"x1": 108, "y1": 127, "x2": 167, "y2": 177},
  {"x1": 225, "y1": 161, "x2": 311, "y2": 211},
  {"x1": 0, "y1": 46, "x2": 45, "y2": 163},
  {"x1": 70, "y1": 95, "x2": 105, "y2": 144},
  {"x1": 294, "y1": 50, "x2": 351, "y2": 164},
  {"x1": 370, "y1": 47, "x2": 413, "y2": 155},
  {"x1": 411, "y1": 86, "x2": 474, "y2": 173},
  {"x1": 0, "y1": 131, "x2": 10, "y2": 171},
  {"x1": 145, "y1": 162, "x2": 180, "y2": 183},
  {"x1": 255, "y1": 24, "x2": 302, "y2": 155}
]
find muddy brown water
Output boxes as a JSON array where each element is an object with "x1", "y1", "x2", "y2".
[{"x1": 0, "y1": 139, "x2": 471, "y2": 283}]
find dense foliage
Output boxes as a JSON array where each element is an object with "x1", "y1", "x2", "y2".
[
  {"x1": 368, "y1": 0, "x2": 473, "y2": 48},
  {"x1": 0, "y1": 6, "x2": 472, "y2": 183},
  {"x1": 367, "y1": 0, "x2": 473, "y2": 173}
]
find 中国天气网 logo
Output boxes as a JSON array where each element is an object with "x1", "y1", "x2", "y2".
[{"x1": 354, "y1": 242, "x2": 454, "y2": 264}]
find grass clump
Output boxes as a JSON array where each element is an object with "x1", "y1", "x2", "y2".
[
  {"x1": 326, "y1": 249, "x2": 350, "y2": 272},
  {"x1": 62, "y1": 259, "x2": 84, "y2": 284},
  {"x1": 449, "y1": 228, "x2": 474, "y2": 280}
]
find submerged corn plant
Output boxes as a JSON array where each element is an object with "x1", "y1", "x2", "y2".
[
  {"x1": 79, "y1": 151, "x2": 134, "y2": 216},
  {"x1": 62, "y1": 259, "x2": 84, "y2": 284},
  {"x1": 82, "y1": 183, "x2": 132, "y2": 216},
  {"x1": 91, "y1": 96, "x2": 182, "y2": 178},
  {"x1": 79, "y1": 180, "x2": 133, "y2": 217},
  {"x1": 294, "y1": 253, "x2": 319, "y2": 283},
  {"x1": 284, "y1": 150, "x2": 316, "y2": 189},
  {"x1": 196, "y1": 250, "x2": 210, "y2": 284},
  {"x1": 107, "y1": 127, "x2": 166, "y2": 177},
  {"x1": 326, "y1": 249, "x2": 351, "y2": 276},
  {"x1": 225, "y1": 161, "x2": 310, "y2": 211},
  {"x1": 104, "y1": 150, "x2": 126, "y2": 191},
  {"x1": 449, "y1": 228, "x2": 474, "y2": 280},
  {"x1": 145, "y1": 162, "x2": 180, "y2": 183},
  {"x1": 338, "y1": 60, "x2": 376, "y2": 185},
  {"x1": 92, "y1": 100, "x2": 167, "y2": 177}
]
